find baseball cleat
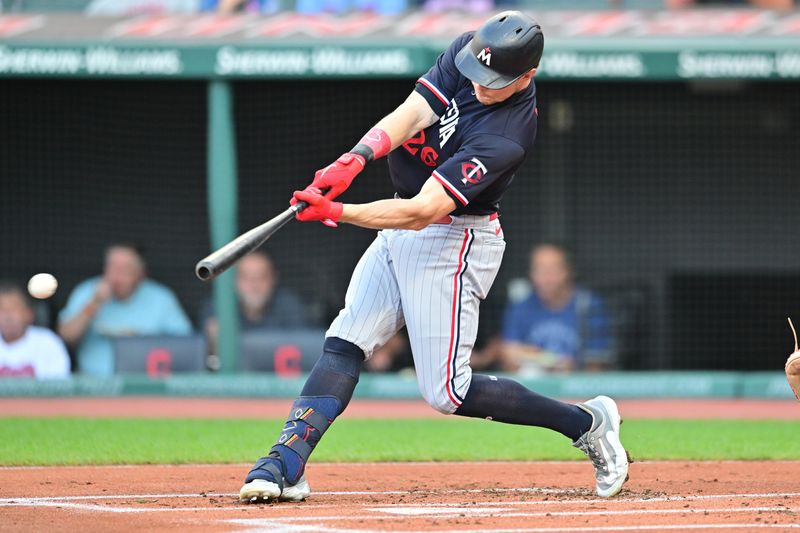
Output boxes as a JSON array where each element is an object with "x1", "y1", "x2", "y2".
[
  {"x1": 239, "y1": 478, "x2": 281, "y2": 503},
  {"x1": 278, "y1": 475, "x2": 311, "y2": 502},
  {"x1": 239, "y1": 475, "x2": 311, "y2": 503},
  {"x1": 573, "y1": 395, "x2": 629, "y2": 498},
  {"x1": 240, "y1": 455, "x2": 312, "y2": 503}
]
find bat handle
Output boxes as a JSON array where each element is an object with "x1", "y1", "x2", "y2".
[{"x1": 290, "y1": 200, "x2": 309, "y2": 213}]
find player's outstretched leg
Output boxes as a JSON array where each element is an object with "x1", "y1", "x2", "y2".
[
  {"x1": 454, "y1": 375, "x2": 629, "y2": 497},
  {"x1": 239, "y1": 337, "x2": 363, "y2": 503}
]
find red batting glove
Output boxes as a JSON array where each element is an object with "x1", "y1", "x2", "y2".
[
  {"x1": 309, "y1": 153, "x2": 365, "y2": 201},
  {"x1": 291, "y1": 187, "x2": 343, "y2": 227}
]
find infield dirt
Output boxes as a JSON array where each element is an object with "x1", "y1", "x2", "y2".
[{"x1": 2, "y1": 461, "x2": 799, "y2": 532}]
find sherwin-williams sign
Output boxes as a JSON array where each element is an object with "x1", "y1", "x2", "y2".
[
  {"x1": 0, "y1": 45, "x2": 182, "y2": 75},
  {"x1": 0, "y1": 44, "x2": 421, "y2": 77}
]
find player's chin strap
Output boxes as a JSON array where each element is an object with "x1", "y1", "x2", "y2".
[{"x1": 268, "y1": 396, "x2": 341, "y2": 485}]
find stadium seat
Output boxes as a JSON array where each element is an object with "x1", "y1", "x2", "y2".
[
  {"x1": 113, "y1": 335, "x2": 207, "y2": 376},
  {"x1": 239, "y1": 328, "x2": 326, "y2": 375}
]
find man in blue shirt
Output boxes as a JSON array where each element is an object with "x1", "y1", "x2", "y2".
[
  {"x1": 58, "y1": 244, "x2": 192, "y2": 377},
  {"x1": 502, "y1": 243, "x2": 612, "y2": 374},
  {"x1": 199, "y1": 251, "x2": 310, "y2": 355}
]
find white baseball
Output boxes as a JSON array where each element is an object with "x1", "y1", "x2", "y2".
[{"x1": 28, "y1": 273, "x2": 58, "y2": 299}]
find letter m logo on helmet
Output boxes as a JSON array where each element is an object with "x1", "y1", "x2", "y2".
[{"x1": 477, "y1": 47, "x2": 492, "y2": 66}]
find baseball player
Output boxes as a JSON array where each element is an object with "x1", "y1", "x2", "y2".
[{"x1": 240, "y1": 10, "x2": 629, "y2": 503}]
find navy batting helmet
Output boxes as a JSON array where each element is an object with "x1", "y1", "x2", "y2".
[{"x1": 455, "y1": 11, "x2": 544, "y2": 90}]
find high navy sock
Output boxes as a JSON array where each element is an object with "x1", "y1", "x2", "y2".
[
  {"x1": 300, "y1": 336, "x2": 363, "y2": 405},
  {"x1": 454, "y1": 374, "x2": 593, "y2": 442}
]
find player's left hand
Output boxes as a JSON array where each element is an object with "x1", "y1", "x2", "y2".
[
  {"x1": 308, "y1": 153, "x2": 365, "y2": 201},
  {"x1": 291, "y1": 187, "x2": 343, "y2": 227}
]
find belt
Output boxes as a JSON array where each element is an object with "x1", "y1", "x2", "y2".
[{"x1": 433, "y1": 212, "x2": 499, "y2": 225}]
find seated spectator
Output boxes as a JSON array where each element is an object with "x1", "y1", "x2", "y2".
[
  {"x1": 199, "y1": 0, "x2": 279, "y2": 13},
  {"x1": 200, "y1": 251, "x2": 310, "y2": 354},
  {"x1": 501, "y1": 243, "x2": 612, "y2": 374},
  {"x1": 0, "y1": 282, "x2": 70, "y2": 379},
  {"x1": 58, "y1": 243, "x2": 192, "y2": 377},
  {"x1": 86, "y1": 0, "x2": 198, "y2": 15}
]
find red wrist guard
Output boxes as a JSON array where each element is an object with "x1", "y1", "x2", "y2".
[{"x1": 351, "y1": 127, "x2": 391, "y2": 161}]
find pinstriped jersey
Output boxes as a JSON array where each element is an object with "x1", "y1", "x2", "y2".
[{"x1": 387, "y1": 31, "x2": 538, "y2": 216}]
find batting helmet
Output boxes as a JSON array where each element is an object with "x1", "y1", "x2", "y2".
[{"x1": 455, "y1": 11, "x2": 544, "y2": 90}]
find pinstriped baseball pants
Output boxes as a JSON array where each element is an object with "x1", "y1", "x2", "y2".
[{"x1": 326, "y1": 215, "x2": 505, "y2": 414}]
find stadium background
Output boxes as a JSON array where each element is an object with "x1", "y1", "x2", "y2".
[
  {"x1": 3, "y1": 4, "x2": 800, "y2": 532},
  {"x1": 2, "y1": 4, "x2": 800, "y2": 380}
]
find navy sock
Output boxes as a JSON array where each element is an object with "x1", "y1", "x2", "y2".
[
  {"x1": 454, "y1": 374, "x2": 593, "y2": 442},
  {"x1": 300, "y1": 337, "x2": 363, "y2": 406}
]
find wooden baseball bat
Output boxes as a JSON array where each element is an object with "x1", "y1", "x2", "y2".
[{"x1": 195, "y1": 201, "x2": 308, "y2": 282}]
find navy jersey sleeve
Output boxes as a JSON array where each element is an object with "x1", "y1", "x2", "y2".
[
  {"x1": 431, "y1": 134, "x2": 525, "y2": 208},
  {"x1": 414, "y1": 32, "x2": 473, "y2": 116}
]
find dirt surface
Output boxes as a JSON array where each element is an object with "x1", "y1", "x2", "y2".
[
  {"x1": 2, "y1": 398, "x2": 798, "y2": 530},
  {"x1": 1, "y1": 461, "x2": 799, "y2": 532},
  {"x1": 2, "y1": 397, "x2": 798, "y2": 419}
]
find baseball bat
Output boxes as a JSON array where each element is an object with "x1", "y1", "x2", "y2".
[{"x1": 195, "y1": 201, "x2": 308, "y2": 282}]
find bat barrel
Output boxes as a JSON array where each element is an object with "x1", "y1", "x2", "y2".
[
  {"x1": 194, "y1": 202, "x2": 306, "y2": 282},
  {"x1": 196, "y1": 262, "x2": 218, "y2": 281}
]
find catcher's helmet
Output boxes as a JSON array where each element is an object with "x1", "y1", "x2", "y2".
[{"x1": 455, "y1": 11, "x2": 544, "y2": 90}]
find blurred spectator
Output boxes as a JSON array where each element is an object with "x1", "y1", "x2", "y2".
[
  {"x1": 58, "y1": 243, "x2": 192, "y2": 377},
  {"x1": 0, "y1": 282, "x2": 70, "y2": 379},
  {"x1": 296, "y1": 0, "x2": 407, "y2": 14},
  {"x1": 200, "y1": 251, "x2": 310, "y2": 354},
  {"x1": 199, "y1": 0, "x2": 279, "y2": 13},
  {"x1": 422, "y1": 0, "x2": 495, "y2": 14},
  {"x1": 85, "y1": 0, "x2": 197, "y2": 15},
  {"x1": 500, "y1": 243, "x2": 612, "y2": 374}
]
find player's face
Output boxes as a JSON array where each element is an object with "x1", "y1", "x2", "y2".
[
  {"x1": 472, "y1": 81, "x2": 520, "y2": 105},
  {"x1": 235, "y1": 255, "x2": 276, "y2": 312},
  {"x1": 103, "y1": 247, "x2": 144, "y2": 300},
  {"x1": 471, "y1": 70, "x2": 535, "y2": 106},
  {"x1": 0, "y1": 293, "x2": 33, "y2": 342}
]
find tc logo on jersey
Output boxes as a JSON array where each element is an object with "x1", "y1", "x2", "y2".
[
  {"x1": 461, "y1": 157, "x2": 487, "y2": 185},
  {"x1": 477, "y1": 47, "x2": 492, "y2": 66}
]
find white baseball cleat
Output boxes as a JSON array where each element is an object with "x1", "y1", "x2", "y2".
[
  {"x1": 239, "y1": 478, "x2": 281, "y2": 503},
  {"x1": 239, "y1": 476, "x2": 311, "y2": 503},
  {"x1": 573, "y1": 395, "x2": 630, "y2": 498},
  {"x1": 279, "y1": 476, "x2": 311, "y2": 502}
]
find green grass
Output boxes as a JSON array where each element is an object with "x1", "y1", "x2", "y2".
[{"x1": 1, "y1": 418, "x2": 798, "y2": 466}]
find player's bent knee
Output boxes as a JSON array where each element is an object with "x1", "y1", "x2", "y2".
[
  {"x1": 419, "y1": 388, "x2": 459, "y2": 415},
  {"x1": 317, "y1": 337, "x2": 364, "y2": 379}
]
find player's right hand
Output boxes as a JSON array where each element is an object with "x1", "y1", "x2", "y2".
[
  {"x1": 291, "y1": 187, "x2": 343, "y2": 227},
  {"x1": 308, "y1": 153, "x2": 365, "y2": 200}
]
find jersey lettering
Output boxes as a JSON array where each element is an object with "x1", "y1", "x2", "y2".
[
  {"x1": 439, "y1": 99, "x2": 459, "y2": 148},
  {"x1": 402, "y1": 130, "x2": 425, "y2": 156},
  {"x1": 402, "y1": 129, "x2": 439, "y2": 167},
  {"x1": 420, "y1": 147, "x2": 439, "y2": 167}
]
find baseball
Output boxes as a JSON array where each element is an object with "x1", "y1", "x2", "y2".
[{"x1": 27, "y1": 273, "x2": 58, "y2": 299}]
